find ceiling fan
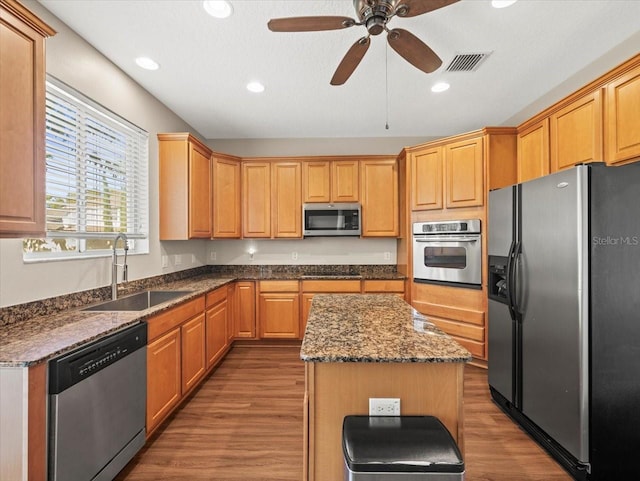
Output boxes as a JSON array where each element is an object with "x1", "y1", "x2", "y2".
[{"x1": 267, "y1": 0, "x2": 459, "y2": 85}]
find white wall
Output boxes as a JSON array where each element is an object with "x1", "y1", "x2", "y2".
[
  {"x1": 207, "y1": 137, "x2": 436, "y2": 157},
  {"x1": 0, "y1": 2, "x2": 403, "y2": 308},
  {"x1": 208, "y1": 238, "x2": 397, "y2": 265},
  {"x1": 0, "y1": 2, "x2": 207, "y2": 307}
]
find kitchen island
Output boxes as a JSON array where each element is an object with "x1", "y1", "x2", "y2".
[{"x1": 301, "y1": 294, "x2": 471, "y2": 481}]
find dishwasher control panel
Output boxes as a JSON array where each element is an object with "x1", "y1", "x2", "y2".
[{"x1": 48, "y1": 322, "x2": 147, "y2": 394}]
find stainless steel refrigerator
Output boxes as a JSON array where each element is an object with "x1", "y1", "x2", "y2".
[{"x1": 487, "y1": 162, "x2": 640, "y2": 481}]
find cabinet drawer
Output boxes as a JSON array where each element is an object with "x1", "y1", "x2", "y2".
[
  {"x1": 451, "y1": 336, "x2": 485, "y2": 359},
  {"x1": 206, "y1": 286, "x2": 228, "y2": 307},
  {"x1": 259, "y1": 280, "x2": 299, "y2": 292},
  {"x1": 430, "y1": 317, "x2": 484, "y2": 342},
  {"x1": 147, "y1": 296, "x2": 205, "y2": 341},
  {"x1": 301, "y1": 280, "x2": 361, "y2": 292},
  {"x1": 363, "y1": 280, "x2": 404, "y2": 292}
]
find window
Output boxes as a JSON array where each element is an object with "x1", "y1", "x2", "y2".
[{"x1": 23, "y1": 76, "x2": 149, "y2": 260}]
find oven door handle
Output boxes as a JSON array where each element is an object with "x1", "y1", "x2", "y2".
[{"x1": 414, "y1": 237, "x2": 479, "y2": 243}]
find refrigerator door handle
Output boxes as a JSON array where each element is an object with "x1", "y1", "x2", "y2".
[
  {"x1": 509, "y1": 241, "x2": 522, "y2": 319},
  {"x1": 506, "y1": 241, "x2": 517, "y2": 320}
]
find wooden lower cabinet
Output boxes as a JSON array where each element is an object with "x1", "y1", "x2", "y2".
[
  {"x1": 300, "y1": 280, "x2": 362, "y2": 332},
  {"x1": 206, "y1": 291, "x2": 228, "y2": 368},
  {"x1": 147, "y1": 328, "x2": 182, "y2": 434},
  {"x1": 412, "y1": 282, "x2": 486, "y2": 361},
  {"x1": 258, "y1": 280, "x2": 300, "y2": 339},
  {"x1": 181, "y1": 313, "x2": 206, "y2": 394},
  {"x1": 235, "y1": 281, "x2": 256, "y2": 338}
]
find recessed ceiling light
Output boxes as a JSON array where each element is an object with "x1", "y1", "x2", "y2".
[
  {"x1": 246, "y1": 81, "x2": 265, "y2": 93},
  {"x1": 431, "y1": 82, "x2": 450, "y2": 93},
  {"x1": 491, "y1": 0, "x2": 518, "y2": 8},
  {"x1": 203, "y1": 0, "x2": 233, "y2": 18},
  {"x1": 135, "y1": 57, "x2": 159, "y2": 70}
]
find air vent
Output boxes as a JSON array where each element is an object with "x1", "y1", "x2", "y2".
[{"x1": 445, "y1": 52, "x2": 491, "y2": 72}]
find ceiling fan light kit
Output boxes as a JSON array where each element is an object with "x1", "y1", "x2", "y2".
[{"x1": 267, "y1": 0, "x2": 460, "y2": 85}]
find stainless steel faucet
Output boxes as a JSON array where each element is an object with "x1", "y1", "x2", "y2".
[{"x1": 112, "y1": 233, "x2": 129, "y2": 299}]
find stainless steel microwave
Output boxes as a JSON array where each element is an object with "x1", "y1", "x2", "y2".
[{"x1": 303, "y1": 203, "x2": 361, "y2": 237}]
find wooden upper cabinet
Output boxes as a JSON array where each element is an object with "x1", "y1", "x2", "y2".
[
  {"x1": 189, "y1": 144, "x2": 213, "y2": 237},
  {"x1": 332, "y1": 160, "x2": 359, "y2": 202},
  {"x1": 517, "y1": 118, "x2": 550, "y2": 183},
  {"x1": 360, "y1": 159, "x2": 398, "y2": 237},
  {"x1": 606, "y1": 63, "x2": 640, "y2": 165},
  {"x1": 272, "y1": 161, "x2": 302, "y2": 238},
  {"x1": 302, "y1": 161, "x2": 331, "y2": 203},
  {"x1": 550, "y1": 90, "x2": 603, "y2": 172},
  {"x1": 410, "y1": 147, "x2": 443, "y2": 211},
  {"x1": 242, "y1": 162, "x2": 271, "y2": 238},
  {"x1": 213, "y1": 155, "x2": 241, "y2": 238},
  {"x1": 444, "y1": 137, "x2": 484, "y2": 208},
  {"x1": 0, "y1": 1, "x2": 55, "y2": 237},
  {"x1": 302, "y1": 159, "x2": 359, "y2": 203},
  {"x1": 158, "y1": 133, "x2": 212, "y2": 240}
]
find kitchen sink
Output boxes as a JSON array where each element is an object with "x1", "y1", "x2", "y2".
[{"x1": 83, "y1": 290, "x2": 193, "y2": 312}]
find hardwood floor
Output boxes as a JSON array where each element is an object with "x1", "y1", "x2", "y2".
[{"x1": 118, "y1": 346, "x2": 572, "y2": 481}]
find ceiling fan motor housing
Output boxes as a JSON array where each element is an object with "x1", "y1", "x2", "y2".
[{"x1": 354, "y1": 0, "x2": 401, "y2": 35}]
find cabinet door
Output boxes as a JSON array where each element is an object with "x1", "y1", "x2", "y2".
[
  {"x1": 235, "y1": 281, "x2": 256, "y2": 338},
  {"x1": 301, "y1": 293, "x2": 315, "y2": 334},
  {"x1": 411, "y1": 147, "x2": 443, "y2": 211},
  {"x1": 445, "y1": 137, "x2": 484, "y2": 208},
  {"x1": 360, "y1": 159, "x2": 398, "y2": 237},
  {"x1": 206, "y1": 300, "x2": 228, "y2": 369},
  {"x1": 258, "y1": 293, "x2": 300, "y2": 339},
  {"x1": 188, "y1": 143, "x2": 212, "y2": 238},
  {"x1": 147, "y1": 328, "x2": 181, "y2": 433},
  {"x1": 213, "y1": 156, "x2": 241, "y2": 238},
  {"x1": 181, "y1": 313, "x2": 206, "y2": 394},
  {"x1": 0, "y1": 4, "x2": 52, "y2": 237},
  {"x1": 332, "y1": 160, "x2": 359, "y2": 202},
  {"x1": 242, "y1": 162, "x2": 271, "y2": 237},
  {"x1": 550, "y1": 90, "x2": 603, "y2": 172},
  {"x1": 303, "y1": 161, "x2": 331, "y2": 203},
  {"x1": 606, "y1": 64, "x2": 640, "y2": 165},
  {"x1": 226, "y1": 283, "x2": 236, "y2": 344},
  {"x1": 272, "y1": 161, "x2": 302, "y2": 238},
  {"x1": 517, "y1": 119, "x2": 550, "y2": 182}
]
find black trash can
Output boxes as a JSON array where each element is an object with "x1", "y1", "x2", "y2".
[{"x1": 342, "y1": 415, "x2": 465, "y2": 480}]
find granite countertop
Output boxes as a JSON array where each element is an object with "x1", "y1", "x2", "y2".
[
  {"x1": 0, "y1": 269, "x2": 407, "y2": 367},
  {"x1": 300, "y1": 294, "x2": 471, "y2": 363},
  {"x1": 0, "y1": 276, "x2": 234, "y2": 367}
]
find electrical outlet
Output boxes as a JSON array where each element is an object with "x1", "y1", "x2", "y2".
[
  {"x1": 210, "y1": 251, "x2": 217, "y2": 261},
  {"x1": 384, "y1": 251, "x2": 391, "y2": 261},
  {"x1": 161, "y1": 255, "x2": 168, "y2": 268},
  {"x1": 292, "y1": 251, "x2": 298, "y2": 261},
  {"x1": 369, "y1": 398, "x2": 400, "y2": 416},
  {"x1": 191, "y1": 254, "x2": 196, "y2": 264},
  {"x1": 174, "y1": 254, "x2": 182, "y2": 266}
]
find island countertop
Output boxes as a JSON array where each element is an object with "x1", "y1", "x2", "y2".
[{"x1": 300, "y1": 294, "x2": 471, "y2": 363}]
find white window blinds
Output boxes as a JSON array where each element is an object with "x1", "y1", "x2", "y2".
[{"x1": 44, "y1": 77, "x2": 149, "y2": 239}]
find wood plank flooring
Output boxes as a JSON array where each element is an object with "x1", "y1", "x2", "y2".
[{"x1": 117, "y1": 346, "x2": 572, "y2": 481}]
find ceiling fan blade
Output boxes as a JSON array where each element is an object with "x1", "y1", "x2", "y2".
[
  {"x1": 396, "y1": 0, "x2": 459, "y2": 18},
  {"x1": 268, "y1": 16, "x2": 356, "y2": 32},
  {"x1": 387, "y1": 28, "x2": 442, "y2": 74},
  {"x1": 330, "y1": 37, "x2": 371, "y2": 86}
]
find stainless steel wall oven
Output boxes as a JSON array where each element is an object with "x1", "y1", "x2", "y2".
[{"x1": 412, "y1": 220, "x2": 482, "y2": 288}]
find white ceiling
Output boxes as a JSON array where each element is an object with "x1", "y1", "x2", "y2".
[{"x1": 39, "y1": 0, "x2": 640, "y2": 140}]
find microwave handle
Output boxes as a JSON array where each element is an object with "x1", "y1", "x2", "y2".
[{"x1": 414, "y1": 237, "x2": 478, "y2": 243}]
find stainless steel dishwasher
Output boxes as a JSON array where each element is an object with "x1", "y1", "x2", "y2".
[{"x1": 48, "y1": 322, "x2": 147, "y2": 481}]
